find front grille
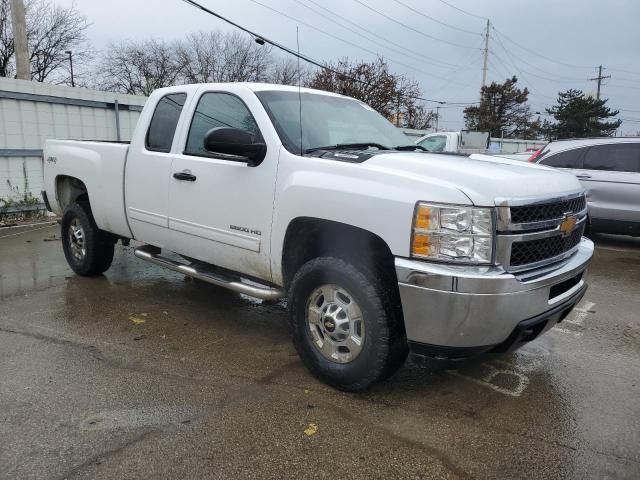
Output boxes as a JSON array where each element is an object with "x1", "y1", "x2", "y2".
[
  {"x1": 510, "y1": 196, "x2": 586, "y2": 224},
  {"x1": 510, "y1": 224, "x2": 584, "y2": 267}
]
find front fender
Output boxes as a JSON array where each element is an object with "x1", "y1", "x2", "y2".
[{"x1": 270, "y1": 151, "x2": 471, "y2": 284}]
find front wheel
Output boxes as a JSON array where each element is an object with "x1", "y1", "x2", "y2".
[
  {"x1": 61, "y1": 202, "x2": 115, "y2": 276},
  {"x1": 288, "y1": 257, "x2": 407, "y2": 391}
]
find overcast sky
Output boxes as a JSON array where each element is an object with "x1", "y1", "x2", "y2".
[{"x1": 52, "y1": 0, "x2": 640, "y2": 133}]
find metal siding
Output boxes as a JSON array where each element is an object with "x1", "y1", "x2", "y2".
[{"x1": 0, "y1": 78, "x2": 147, "y2": 206}]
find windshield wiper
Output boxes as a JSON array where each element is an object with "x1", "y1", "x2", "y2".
[
  {"x1": 394, "y1": 144, "x2": 428, "y2": 151},
  {"x1": 304, "y1": 142, "x2": 391, "y2": 154}
]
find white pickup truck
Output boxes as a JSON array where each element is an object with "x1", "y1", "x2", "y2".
[
  {"x1": 414, "y1": 131, "x2": 489, "y2": 154},
  {"x1": 42, "y1": 83, "x2": 593, "y2": 391}
]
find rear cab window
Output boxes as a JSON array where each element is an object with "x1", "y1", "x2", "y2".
[
  {"x1": 146, "y1": 93, "x2": 188, "y2": 153},
  {"x1": 583, "y1": 143, "x2": 640, "y2": 173}
]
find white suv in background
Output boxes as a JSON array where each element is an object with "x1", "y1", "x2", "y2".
[{"x1": 530, "y1": 137, "x2": 640, "y2": 236}]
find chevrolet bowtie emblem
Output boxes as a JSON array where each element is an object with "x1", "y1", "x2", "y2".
[{"x1": 559, "y1": 214, "x2": 577, "y2": 237}]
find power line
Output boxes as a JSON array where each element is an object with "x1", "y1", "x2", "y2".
[
  {"x1": 491, "y1": 26, "x2": 592, "y2": 70},
  {"x1": 607, "y1": 67, "x2": 640, "y2": 77},
  {"x1": 608, "y1": 83, "x2": 640, "y2": 92},
  {"x1": 293, "y1": 0, "x2": 466, "y2": 69},
  {"x1": 302, "y1": 0, "x2": 468, "y2": 68},
  {"x1": 427, "y1": 43, "x2": 485, "y2": 95},
  {"x1": 179, "y1": 0, "x2": 478, "y2": 105},
  {"x1": 245, "y1": 0, "x2": 475, "y2": 85},
  {"x1": 350, "y1": 0, "x2": 480, "y2": 50},
  {"x1": 435, "y1": 0, "x2": 487, "y2": 20},
  {"x1": 491, "y1": 33, "x2": 638, "y2": 105},
  {"x1": 490, "y1": 33, "x2": 557, "y2": 101},
  {"x1": 389, "y1": 0, "x2": 482, "y2": 36},
  {"x1": 490, "y1": 48, "x2": 586, "y2": 85},
  {"x1": 487, "y1": 58, "x2": 509, "y2": 79},
  {"x1": 490, "y1": 25, "x2": 640, "y2": 92},
  {"x1": 489, "y1": 38, "x2": 587, "y2": 83},
  {"x1": 411, "y1": 2, "x2": 640, "y2": 99}
]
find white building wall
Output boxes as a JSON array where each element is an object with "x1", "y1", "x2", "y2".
[{"x1": 0, "y1": 78, "x2": 147, "y2": 206}]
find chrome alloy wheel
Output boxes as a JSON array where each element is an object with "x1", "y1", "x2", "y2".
[
  {"x1": 306, "y1": 284, "x2": 365, "y2": 363},
  {"x1": 68, "y1": 218, "x2": 86, "y2": 261}
]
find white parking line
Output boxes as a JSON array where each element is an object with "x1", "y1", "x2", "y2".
[
  {"x1": 552, "y1": 327, "x2": 583, "y2": 337},
  {"x1": 448, "y1": 365, "x2": 530, "y2": 397},
  {"x1": 550, "y1": 301, "x2": 596, "y2": 338},
  {"x1": 564, "y1": 300, "x2": 595, "y2": 327},
  {"x1": 447, "y1": 352, "x2": 544, "y2": 397},
  {"x1": 448, "y1": 302, "x2": 596, "y2": 397}
]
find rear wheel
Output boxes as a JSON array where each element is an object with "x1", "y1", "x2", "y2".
[
  {"x1": 61, "y1": 202, "x2": 115, "y2": 276},
  {"x1": 288, "y1": 257, "x2": 407, "y2": 391}
]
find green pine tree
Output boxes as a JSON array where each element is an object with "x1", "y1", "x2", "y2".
[{"x1": 545, "y1": 89, "x2": 621, "y2": 139}]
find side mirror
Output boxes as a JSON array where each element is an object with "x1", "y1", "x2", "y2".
[{"x1": 203, "y1": 127, "x2": 267, "y2": 166}]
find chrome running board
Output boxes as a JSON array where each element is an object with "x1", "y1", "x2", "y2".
[{"x1": 134, "y1": 245, "x2": 286, "y2": 301}]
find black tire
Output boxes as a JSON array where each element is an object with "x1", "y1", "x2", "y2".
[
  {"x1": 61, "y1": 202, "x2": 115, "y2": 276},
  {"x1": 288, "y1": 257, "x2": 407, "y2": 392}
]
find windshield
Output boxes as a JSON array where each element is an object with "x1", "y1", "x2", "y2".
[{"x1": 255, "y1": 90, "x2": 409, "y2": 155}]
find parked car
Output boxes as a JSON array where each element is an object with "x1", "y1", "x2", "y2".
[
  {"x1": 530, "y1": 137, "x2": 640, "y2": 236},
  {"x1": 42, "y1": 83, "x2": 593, "y2": 391}
]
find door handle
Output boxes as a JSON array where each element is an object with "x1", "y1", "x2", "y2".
[
  {"x1": 576, "y1": 173, "x2": 592, "y2": 179},
  {"x1": 173, "y1": 171, "x2": 197, "y2": 181}
]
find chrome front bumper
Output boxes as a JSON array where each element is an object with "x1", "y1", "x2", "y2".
[{"x1": 396, "y1": 238, "x2": 594, "y2": 354}]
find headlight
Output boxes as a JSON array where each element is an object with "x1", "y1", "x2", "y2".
[{"x1": 411, "y1": 203, "x2": 494, "y2": 264}]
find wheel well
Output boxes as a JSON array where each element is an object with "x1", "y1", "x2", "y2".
[
  {"x1": 281, "y1": 217, "x2": 397, "y2": 289},
  {"x1": 56, "y1": 176, "x2": 89, "y2": 212}
]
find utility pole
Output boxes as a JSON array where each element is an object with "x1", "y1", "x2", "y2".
[
  {"x1": 588, "y1": 65, "x2": 611, "y2": 100},
  {"x1": 481, "y1": 19, "x2": 490, "y2": 89},
  {"x1": 10, "y1": 0, "x2": 30, "y2": 80},
  {"x1": 435, "y1": 106, "x2": 440, "y2": 132},
  {"x1": 396, "y1": 92, "x2": 401, "y2": 127}
]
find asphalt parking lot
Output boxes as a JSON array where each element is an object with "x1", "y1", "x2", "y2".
[{"x1": 1, "y1": 223, "x2": 639, "y2": 479}]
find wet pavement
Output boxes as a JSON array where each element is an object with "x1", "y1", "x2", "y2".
[{"x1": 1, "y1": 224, "x2": 639, "y2": 479}]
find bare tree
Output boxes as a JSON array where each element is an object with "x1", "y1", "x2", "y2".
[
  {"x1": 27, "y1": 0, "x2": 92, "y2": 83},
  {"x1": 95, "y1": 39, "x2": 181, "y2": 95},
  {"x1": 95, "y1": 31, "x2": 310, "y2": 95},
  {"x1": 306, "y1": 57, "x2": 423, "y2": 122},
  {"x1": 269, "y1": 57, "x2": 310, "y2": 86},
  {"x1": 174, "y1": 31, "x2": 273, "y2": 84},
  {"x1": 0, "y1": 0, "x2": 92, "y2": 83},
  {"x1": 0, "y1": 0, "x2": 14, "y2": 77},
  {"x1": 404, "y1": 104, "x2": 436, "y2": 130}
]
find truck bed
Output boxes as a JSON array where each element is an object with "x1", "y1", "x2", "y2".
[{"x1": 43, "y1": 139, "x2": 132, "y2": 238}]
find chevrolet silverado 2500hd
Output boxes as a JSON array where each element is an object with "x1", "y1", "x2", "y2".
[{"x1": 42, "y1": 83, "x2": 594, "y2": 391}]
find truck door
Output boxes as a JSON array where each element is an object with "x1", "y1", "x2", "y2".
[
  {"x1": 125, "y1": 92, "x2": 188, "y2": 248},
  {"x1": 168, "y1": 89, "x2": 278, "y2": 282}
]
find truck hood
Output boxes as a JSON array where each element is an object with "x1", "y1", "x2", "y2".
[{"x1": 363, "y1": 152, "x2": 583, "y2": 206}]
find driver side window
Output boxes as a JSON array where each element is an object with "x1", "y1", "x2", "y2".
[{"x1": 185, "y1": 92, "x2": 262, "y2": 157}]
